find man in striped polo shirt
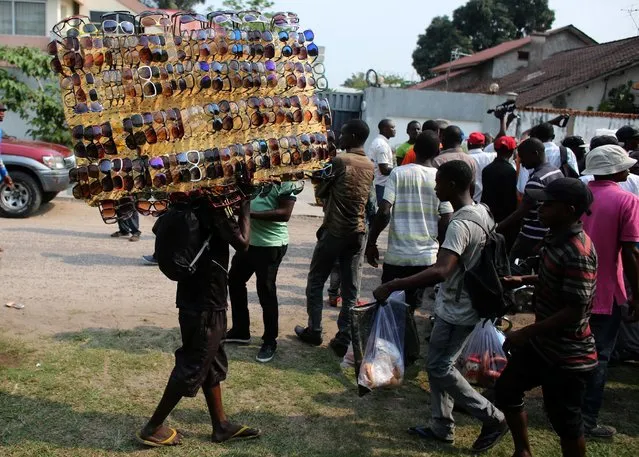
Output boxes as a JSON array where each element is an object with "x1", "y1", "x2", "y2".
[
  {"x1": 496, "y1": 178, "x2": 598, "y2": 457},
  {"x1": 497, "y1": 138, "x2": 563, "y2": 263}
]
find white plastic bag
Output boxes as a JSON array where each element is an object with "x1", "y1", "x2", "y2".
[
  {"x1": 357, "y1": 298, "x2": 406, "y2": 390},
  {"x1": 457, "y1": 320, "x2": 508, "y2": 387}
]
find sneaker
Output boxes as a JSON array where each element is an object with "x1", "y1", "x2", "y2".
[
  {"x1": 294, "y1": 325, "x2": 322, "y2": 346},
  {"x1": 407, "y1": 426, "x2": 454, "y2": 444},
  {"x1": 328, "y1": 296, "x2": 341, "y2": 307},
  {"x1": 471, "y1": 420, "x2": 509, "y2": 453},
  {"x1": 223, "y1": 328, "x2": 251, "y2": 344},
  {"x1": 256, "y1": 343, "x2": 276, "y2": 363},
  {"x1": 585, "y1": 424, "x2": 616, "y2": 439},
  {"x1": 111, "y1": 231, "x2": 128, "y2": 238},
  {"x1": 129, "y1": 232, "x2": 141, "y2": 242},
  {"x1": 142, "y1": 255, "x2": 158, "y2": 265},
  {"x1": 328, "y1": 338, "x2": 348, "y2": 357}
]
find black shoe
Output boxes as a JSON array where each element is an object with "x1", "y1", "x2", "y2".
[
  {"x1": 256, "y1": 343, "x2": 276, "y2": 363},
  {"x1": 407, "y1": 426, "x2": 453, "y2": 444},
  {"x1": 328, "y1": 339, "x2": 348, "y2": 357},
  {"x1": 223, "y1": 328, "x2": 251, "y2": 344},
  {"x1": 471, "y1": 420, "x2": 509, "y2": 453},
  {"x1": 294, "y1": 325, "x2": 322, "y2": 346}
]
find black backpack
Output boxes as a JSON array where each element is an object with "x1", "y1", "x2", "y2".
[
  {"x1": 455, "y1": 205, "x2": 514, "y2": 319},
  {"x1": 559, "y1": 146, "x2": 580, "y2": 179},
  {"x1": 153, "y1": 204, "x2": 211, "y2": 282}
]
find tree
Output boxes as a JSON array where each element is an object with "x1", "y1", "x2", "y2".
[
  {"x1": 148, "y1": 0, "x2": 205, "y2": 10},
  {"x1": 342, "y1": 72, "x2": 417, "y2": 89},
  {"x1": 207, "y1": 0, "x2": 274, "y2": 13},
  {"x1": 412, "y1": 16, "x2": 471, "y2": 80},
  {"x1": 452, "y1": 0, "x2": 517, "y2": 51},
  {"x1": 412, "y1": 0, "x2": 554, "y2": 78},
  {"x1": 598, "y1": 81, "x2": 639, "y2": 114},
  {"x1": 0, "y1": 46, "x2": 70, "y2": 145}
]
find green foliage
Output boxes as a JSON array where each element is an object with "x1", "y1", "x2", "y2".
[
  {"x1": 342, "y1": 72, "x2": 417, "y2": 89},
  {"x1": 412, "y1": 0, "x2": 555, "y2": 79},
  {"x1": 412, "y1": 16, "x2": 471, "y2": 80},
  {"x1": 0, "y1": 46, "x2": 71, "y2": 145},
  {"x1": 598, "y1": 81, "x2": 639, "y2": 114},
  {"x1": 207, "y1": 0, "x2": 274, "y2": 13},
  {"x1": 152, "y1": 0, "x2": 205, "y2": 10}
]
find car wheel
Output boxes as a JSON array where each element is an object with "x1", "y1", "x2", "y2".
[
  {"x1": 42, "y1": 191, "x2": 59, "y2": 204},
  {"x1": 0, "y1": 171, "x2": 42, "y2": 218}
]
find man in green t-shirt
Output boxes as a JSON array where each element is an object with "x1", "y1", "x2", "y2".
[
  {"x1": 395, "y1": 120, "x2": 421, "y2": 165},
  {"x1": 226, "y1": 182, "x2": 299, "y2": 363}
]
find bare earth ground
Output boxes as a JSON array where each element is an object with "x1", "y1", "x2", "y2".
[{"x1": 1, "y1": 192, "x2": 638, "y2": 457}]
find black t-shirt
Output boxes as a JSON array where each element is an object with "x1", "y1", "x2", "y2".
[
  {"x1": 481, "y1": 157, "x2": 517, "y2": 223},
  {"x1": 176, "y1": 209, "x2": 241, "y2": 311}
]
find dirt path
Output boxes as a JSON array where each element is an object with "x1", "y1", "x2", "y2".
[{"x1": 0, "y1": 198, "x2": 388, "y2": 339}]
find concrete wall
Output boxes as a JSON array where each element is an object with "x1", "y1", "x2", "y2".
[
  {"x1": 544, "y1": 32, "x2": 589, "y2": 58},
  {"x1": 493, "y1": 47, "x2": 530, "y2": 79},
  {"x1": 361, "y1": 87, "x2": 504, "y2": 151},
  {"x1": 536, "y1": 65, "x2": 639, "y2": 111}
]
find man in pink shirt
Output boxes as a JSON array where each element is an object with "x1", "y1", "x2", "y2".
[{"x1": 580, "y1": 144, "x2": 639, "y2": 439}]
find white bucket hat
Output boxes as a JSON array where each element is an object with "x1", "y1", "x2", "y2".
[{"x1": 582, "y1": 144, "x2": 637, "y2": 176}]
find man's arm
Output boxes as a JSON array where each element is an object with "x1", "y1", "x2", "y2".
[
  {"x1": 366, "y1": 200, "x2": 392, "y2": 267},
  {"x1": 496, "y1": 198, "x2": 534, "y2": 233},
  {"x1": 315, "y1": 159, "x2": 343, "y2": 200},
  {"x1": 378, "y1": 163, "x2": 392, "y2": 176},
  {"x1": 219, "y1": 200, "x2": 250, "y2": 253},
  {"x1": 373, "y1": 249, "x2": 459, "y2": 301},
  {"x1": 505, "y1": 306, "x2": 584, "y2": 349},
  {"x1": 622, "y1": 242, "x2": 639, "y2": 320},
  {"x1": 250, "y1": 197, "x2": 295, "y2": 222}
]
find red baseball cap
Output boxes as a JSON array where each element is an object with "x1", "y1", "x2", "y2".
[
  {"x1": 468, "y1": 132, "x2": 485, "y2": 146},
  {"x1": 494, "y1": 136, "x2": 517, "y2": 151}
]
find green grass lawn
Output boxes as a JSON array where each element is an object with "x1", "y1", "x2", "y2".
[{"x1": 1, "y1": 328, "x2": 639, "y2": 457}]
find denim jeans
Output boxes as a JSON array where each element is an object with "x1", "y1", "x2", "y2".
[
  {"x1": 427, "y1": 317, "x2": 504, "y2": 439},
  {"x1": 117, "y1": 210, "x2": 140, "y2": 235},
  {"x1": 306, "y1": 228, "x2": 366, "y2": 345},
  {"x1": 228, "y1": 245, "x2": 288, "y2": 345},
  {"x1": 582, "y1": 304, "x2": 622, "y2": 428},
  {"x1": 328, "y1": 261, "x2": 341, "y2": 300}
]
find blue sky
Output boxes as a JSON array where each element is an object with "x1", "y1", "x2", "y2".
[{"x1": 201, "y1": 0, "x2": 639, "y2": 88}]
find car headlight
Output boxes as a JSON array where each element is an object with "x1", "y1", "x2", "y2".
[{"x1": 42, "y1": 155, "x2": 66, "y2": 169}]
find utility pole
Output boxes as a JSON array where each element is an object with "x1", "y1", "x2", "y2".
[{"x1": 445, "y1": 48, "x2": 471, "y2": 92}]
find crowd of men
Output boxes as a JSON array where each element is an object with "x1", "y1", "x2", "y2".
[{"x1": 132, "y1": 111, "x2": 639, "y2": 456}]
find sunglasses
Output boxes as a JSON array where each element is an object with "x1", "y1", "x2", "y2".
[
  {"x1": 52, "y1": 16, "x2": 98, "y2": 39},
  {"x1": 101, "y1": 19, "x2": 135, "y2": 35},
  {"x1": 73, "y1": 139, "x2": 116, "y2": 159},
  {"x1": 137, "y1": 11, "x2": 172, "y2": 29},
  {"x1": 135, "y1": 196, "x2": 169, "y2": 216},
  {"x1": 72, "y1": 123, "x2": 113, "y2": 141},
  {"x1": 98, "y1": 197, "x2": 136, "y2": 223},
  {"x1": 72, "y1": 181, "x2": 103, "y2": 199}
]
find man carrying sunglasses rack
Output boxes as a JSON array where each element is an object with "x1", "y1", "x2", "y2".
[
  {"x1": 138, "y1": 198, "x2": 261, "y2": 447},
  {"x1": 0, "y1": 103, "x2": 14, "y2": 253}
]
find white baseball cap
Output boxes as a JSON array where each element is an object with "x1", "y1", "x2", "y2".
[{"x1": 581, "y1": 144, "x2": 637, "y2": 176}]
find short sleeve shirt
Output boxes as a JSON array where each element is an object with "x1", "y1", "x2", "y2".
[
  {"x1": 530, "y1": 224, "x2": 598, "y2": 371},
  {"x1": 395, "y1": 142, "x2": 412, "y2": 162},
  {"x1": 517, "y1": 142, "x2": 578, "y2": 193},
  {"x1": 432, "y1": 148, "x2": 478, "y2": 181},
  {"x1": 368, "y1": 134, "x2": 394, "y2": 187},
  {"x1": 481, "y1": 158, "x2": 518, "y2": 223},
  {"x1": 435, "y1": 203, "x2": 493, "y2": 326},
  {"x1": 383, "y1": 164, "x2": 453, "y2": 267},
  {"x1": 582, "y1": 181, "x2": 639, "y2": 315},
  {"x1": 469, "y1": 148, "x2": 497, "y2": 201},
  {"x1": 249, "y1": 182, "x2": 298, "y2": 247},
  {"x1": 521, "y1": 164, "x2": 563, "y2": 240}
]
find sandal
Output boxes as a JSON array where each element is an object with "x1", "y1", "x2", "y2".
[
  {"x1": 212, "y1": 425, "x2": 261, "y2": 443},
  {"x1": 136, "y1": 427, "x2": 182, "y2": 447}
]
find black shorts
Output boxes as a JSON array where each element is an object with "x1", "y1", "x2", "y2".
[
  {"x1": 495, "y1": 343, "x2": 592, "y2": 440},
  {"x1": 169, "y1": 308, "x2": 228, "y2": 397}
]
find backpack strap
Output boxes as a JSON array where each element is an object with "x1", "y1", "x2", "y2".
[
  {"x1": 559, "y1": 145, "x2": 568, "y2": 166},
  {"x1": 188, "y1": 234, "x2": 213, "y2": 271}
]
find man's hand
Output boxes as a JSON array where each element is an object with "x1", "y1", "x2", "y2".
[
  {"x1": 366, "y1": 244, "x2": 379, "y2": 268},
  {"x1": 503, "y1": 328, "x2": 531, "y2": 353},
  {"x1": 373, "y1": 282, "x2": 393, "y2": 302},
  {"x1": 3, "y1": 175, "x2": 13, "y2": 187},
  {"x1": 625, "y1": 299, "x2": 639, "y2": 323},
  {"x1": 501, "y1": 276, "x2": 524, "y2": 290}
]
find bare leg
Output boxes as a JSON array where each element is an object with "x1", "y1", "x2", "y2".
[
  {"x1": 505, "y1": 410, "x2": 533, "y2": 457},
  {"x1": 204, "y1": 384, "x2": 260, "y2": 442},
  {"x1": 559, "y1": 436, "x2": 586, "y2": 457},
  {"x1": 140, "y1": 382, "x2": 183, "y2": 443}
]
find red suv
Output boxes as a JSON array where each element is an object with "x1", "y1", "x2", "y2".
[{"x1": 0, "y1": 137, "x2": 74, "y2": 217}]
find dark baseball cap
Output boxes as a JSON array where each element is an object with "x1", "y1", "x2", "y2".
[
  {"x1": 616, "y1": 125, "x2": 639, "y2": 143},
  {"x1": 526, "y1": 177, "x2": 593, "y2": 215},
  {"x1": 0, "y1": 103, "x2": 6, "y2": 111}
]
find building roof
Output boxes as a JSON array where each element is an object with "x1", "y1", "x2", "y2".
[
  {"x1": 408, "y1": 69, "x2": 470, "y2": 90},
  {"x1": 118, "y1": 0, "x2": 148, "y2": 14},
  {"x1": 430, "y1": 25, "x2": 596, "y2": 74},
  {"x1": 469, "y1": 36, "x2": 639, "y2": 106}
]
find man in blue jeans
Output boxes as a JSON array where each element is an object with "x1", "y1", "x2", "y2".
[
  {"x1": 374, "y1": 160, "x2": 507, "y2": 453},
  {"x1": 295, "y1": 119, "x2": 374, "y2": 357}
]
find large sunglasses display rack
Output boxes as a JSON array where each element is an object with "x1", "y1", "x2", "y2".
[{"x1": 51, "y1": 10, "x2": 334, "y2": 223}]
